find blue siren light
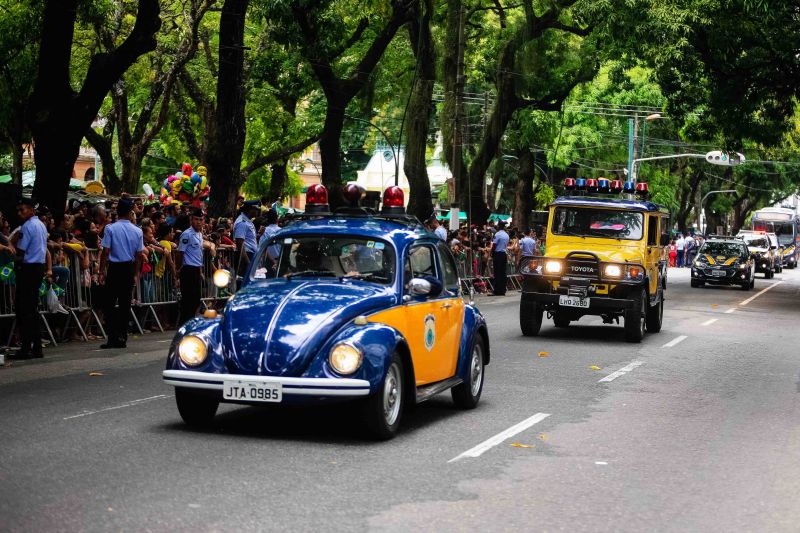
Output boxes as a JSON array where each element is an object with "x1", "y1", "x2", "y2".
[
  {"x1": 623, "y1": 181, "x2": 636, "y2": 192},
  {"x1": 575, "y1": 178, "x2": 587, "y2": 190},
  {"x1": 598, "y1": 178, "x2": 610, "y2": 192}
]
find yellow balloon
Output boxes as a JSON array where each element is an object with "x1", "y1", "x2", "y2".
[
  {"x1": 200, "y1": 176, "x2": 207, "y2": 190},
  {"x1": 197, "y1": 165, "x2": 207, "y2": 177}
]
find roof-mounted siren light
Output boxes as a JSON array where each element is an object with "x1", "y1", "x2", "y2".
[
  {"x1": 575, "y1": 178, "x2": 587, "y2": 194},
  {"x1": 563, "y1": 178, "x2": 576, "y2": 192},
  {"x1": 586, "y1": 179, "x2": 599, "y2": 194},
  {"x1": 610, "y1": 180, "x2": 623, "y2": 194},
  {"x1": 305, "y1": 183, "x2": 330, "y2": 214},
  {"x1": 635, "y1": 182, "x2": 649, "y2": 199},
  {"x1": 343, "y1": 183, "x2": 364, "y2": 207},
  {"x1": 382, "y1": 186, "x2": 406, "y2": 215},
  {"x1": 623, "y1": 181, "x2": 635, "y2": 193},
  {"x1": 598, "y1": 178, "x2": 610, "y2": 194}
]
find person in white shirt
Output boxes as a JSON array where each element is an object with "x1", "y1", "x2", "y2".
[{"x1": 676, "y1": 234, "x2": 686, "y2": 267}]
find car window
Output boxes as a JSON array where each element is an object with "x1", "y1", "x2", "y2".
[
  {"x1": 405, "y1": 245, "x2": 437, "y2": 282},
  {"x1": 552, "y1": 207, "x2": 644, "y2": 240},
  {"x1": 647, "y1": 216, "x2": 658, "y2": 246},
  {"x1": 701, "y1": 242, "x2": 747, "y2": 256},
  {"x1": 436, "y1": 242, "x2": 459, "y2": 292}
]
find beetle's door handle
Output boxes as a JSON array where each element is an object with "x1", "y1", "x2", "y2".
[{"x1": 441, "y1": 303, "x2": 452, "y2": 309}]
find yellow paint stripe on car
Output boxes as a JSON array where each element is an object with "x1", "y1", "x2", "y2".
[{"x1": 705, "y1": 255, "x2": 716, "y2": 265}]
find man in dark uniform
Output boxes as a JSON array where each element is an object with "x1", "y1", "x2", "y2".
[
  {"x1": 491, "y1": 221, "x2": 509, "y2": 296},
  {"x1": 99, "y1": 198, "x2": 144, "y2": 349},
  {"x1": 176, "y1": 209, "x2": 215, "y2": 325},
  {"x1": 10, "y1": 198, "x2": 52, "y2": 359}
]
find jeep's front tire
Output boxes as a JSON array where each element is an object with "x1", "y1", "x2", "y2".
[
  {"x1": 624, "y1": 288, "x2": 647, "y2": 343},
  {"x1": 520, "y1": 300, "x2": 543, "y2": 337}
]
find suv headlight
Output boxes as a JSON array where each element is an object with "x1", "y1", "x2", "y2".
[
  {"x1": 178, "y1": 335, "x2": 207, "y2": 366},
  {"x1": 544, "y1": 260, "x2": 562, "y2": 274},
  {"x1": 329, "y1": 342, "x2": 363, "y2": 374},
  {"x1": 604, "y1": 264, "x2": 622, "y2": 277}
]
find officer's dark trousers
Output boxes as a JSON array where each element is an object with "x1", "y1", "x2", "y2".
[
  {"x1": 178, "y1": 266, "x2": 202, "y2": 326},
  {"x1": 16, "y1": 263, "x2": 45, "y2": 354},
  {"x1": 492, "y1": 251, "x2": 507, "y2": 295},
  {"x1": 104, "y1": 261, "x2": 135, "y2": 345}
]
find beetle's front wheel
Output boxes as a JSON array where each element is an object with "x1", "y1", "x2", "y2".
[
  {"x1": 175, "y1": 387, "x2": 219, "y2": 428},
  {"x1": 452, "y1": 335, "x2": 485, "y2": 409},
  {"x1": 361, "y1": 353, "x2": 404, "y2": 440}
]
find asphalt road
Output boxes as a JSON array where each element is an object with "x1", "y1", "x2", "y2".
[{"x1": 2, "y1": 267, "x2": 799, "y2": 532}]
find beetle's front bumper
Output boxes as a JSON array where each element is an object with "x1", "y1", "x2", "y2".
[{"x1": 163, "y1": 370, "x2": 371, "y2": 397}]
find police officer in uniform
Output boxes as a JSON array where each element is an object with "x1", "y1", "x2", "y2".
[
  {"x1": 233, "y1": 201, "x2": 258, "y2": 274},
  {"x1": 176, "y1": 209, "x2": 215, "y2": 325},
  {"x1": 491, "y1": 221, "x2": 510, "y2": 296},
  {"x1": 11, "y1": 198, "x2": 52, "y2": 359},
  {"x1": 99, "y1": 198, "x2": 144, "y2": 349}
]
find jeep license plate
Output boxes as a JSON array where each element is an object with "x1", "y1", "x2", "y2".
[
  {"x1": 559, "y1": 295, "x2": 590, "y2": 308},
  {"x1": 711, "y1": 269, "x2": 725, "y2": 277},
  {"x1": 223, "y1": 381, "x2": 282, "y2": 402}
]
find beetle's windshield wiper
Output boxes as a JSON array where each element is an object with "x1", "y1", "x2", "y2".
[
  {"x1": 341, "y1": 272, "x2": 389, "y2": 282},
  {"x1": 286, "y1": 270, "x2": 337, "y2": 279}
]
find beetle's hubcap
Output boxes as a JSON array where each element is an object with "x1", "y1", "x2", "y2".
[
  {"x1": 383, "y1": 363, "x2": 402, "y2": 426},
  {"x1": 470, "y1": 344, "x2": 483, "y2": 396}
]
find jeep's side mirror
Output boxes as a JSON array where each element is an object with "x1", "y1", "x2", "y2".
[
  {"x1": 408, "y1": 277, "x2": 443, "y2": 297},
  {"x1": 660, "y1": 234, "x2": 670, "y2": 246}
]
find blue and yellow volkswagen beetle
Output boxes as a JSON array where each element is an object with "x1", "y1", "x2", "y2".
[{"x1": 163, "y1": 185, "x2": 489, "y2": 439}]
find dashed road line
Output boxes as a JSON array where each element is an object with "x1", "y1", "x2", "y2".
[
  {"x1": 448, "y1": 413, "x2": 551, "y2": 463},
  {"x1": 701, "y1": 318, "x2": 718, "y2": 326},
  {"x1": 739, "y1": 280, "x2": 783, "y2": 306},
  {"x1": 598, "y1": 360, "x2": 644, "y2": 383},
  {"x1": 724, "y1": 308, "x2": 736, "y2": 314},
  {"x1": 64, "y1": 394, "x2": 169, "y2": 420},
  {"x1": 662, "y1": 335, "x2": 688, "y2": 348}
]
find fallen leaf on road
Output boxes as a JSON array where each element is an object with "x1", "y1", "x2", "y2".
[
  {"x1": 89, "y1": 372, "x2": 104, "y2": 377},
  {"x1": 538, "y1": 351, "x2": 549, "y2": 357},
  {"x1": 590, "y1": 365, "x2": 602, "y2": 371},
  {"x1": 538, "y1": 433, "x2": 548, "y2": 441},
  {"x1": 510, "y1": 443, "x2": 534, "y2": 448},
  {"x1": 711, "y1": 304, "x2": 718, "y2": 308}
]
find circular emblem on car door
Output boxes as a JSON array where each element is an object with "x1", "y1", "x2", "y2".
[{"x1": 424, "y1": 314, "x2": 435, "y2": 352}]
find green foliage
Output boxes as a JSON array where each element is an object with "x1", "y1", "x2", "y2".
[{"x1": 534, "y1": 184, "x2": 555, "y2": 209}]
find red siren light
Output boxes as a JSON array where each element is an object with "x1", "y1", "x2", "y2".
[
  {"x1": 382, "y1": 186, "x2": 406, "y2": 214},
  {"x1": 610, "y1": 180, "x2": 623, "y2": 192},
  {"x1": 586, "y1": 178, "x2": 599, "y2": 192},
  {"x1": 343, "y1": 183, "x2": 364, "y2": 207},
  {"x1": 636, "y1": 182, "x2": 649, "y2": 193},
  {"x1": 564, "y1": 178, "x2": 576, "y2": 190},
  {"x1": 305, "y1": 183, "x2": 330, "y2": 213}
]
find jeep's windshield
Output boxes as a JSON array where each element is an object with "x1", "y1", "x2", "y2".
[
  {"x1": 552, "y1": 207, "x2": 644, "y2": 240},
  {"x1": 251, "y1": 235, "x2": 395, "y2": 285}
]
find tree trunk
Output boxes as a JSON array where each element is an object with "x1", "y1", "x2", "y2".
[
  {"x1": 118, "y1": 147, "x2": 145, "y2": 195},
  {"x1": 84, "y1": 126, "x2": 120, "y2": 194},
  {"x1": 267, "y1": 160, "x2": 289, "y2": 203},
  {"x1": 441, "y1": 0, "x2": 467, "y2": 206},
  {"x1": 318, "y1": 103, "x2": 346, "y2": 208},
  {"x1": 404, "y1": 0, "x2": 435, "y2": 222},
  {"x1": 10, "y1": 142, "x2": 24, "y2": 186},
  {"x1": 28, "y1": 0, "x2": 160, "y2": 220},
  {"x1": 207, "y1": 0, "x2": 250, "y2": 217},
  {"x1": 512, "y1": 148, "x2": 535, "y2": 231}
]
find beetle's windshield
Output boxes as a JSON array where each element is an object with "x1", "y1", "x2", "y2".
[
  {"x1": 552, "y1": 207, "x2": 644, "y2": 240},
  {"x1": 251, "y1": 235, "x2": 395, "y2": 285}
]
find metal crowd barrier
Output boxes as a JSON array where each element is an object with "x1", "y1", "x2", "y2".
[{"x1": 454, "y1": 249, "x2": 523, "y2": 295}]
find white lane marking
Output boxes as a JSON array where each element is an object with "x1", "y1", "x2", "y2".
[
  {"x1": 662, "y1": 335, "x2": 688, "y2": 348},
  {"x1": 64, "y1": 395, "x2": 169, "y2": 420},
  {"x1": 701, "y1": 318, "x2": 718, "y2": 326},
  {"x1": 595, "y1": 461, "x2": 608, "y2": 465},
  {"x1": 598, "y1": 360, "x2": 644, "y2": 383},
  {"x1": 739, "y1": 280, "x2": 783, "y2": 306},
  {"x1": 448, "y1": 413, "x2": 551, "y2": 463},
  {"x1": 157, "y1": 340, "x2": 171, "y2": 343},
  {"x1": 724, "y1": 308, "x2": 736, "y2": 314}
]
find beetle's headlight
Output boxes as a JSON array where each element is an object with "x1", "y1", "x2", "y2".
[
  {"x1": 213, "y1": 269, "x2": 231, "y2": 288},
  {"x1": 329, "y1": 343, "x2": 363, "y2": 374},
  {"x1": 604, "y1": 264, "x2": 622, "y2": 277},
  {"x1": 544, "y1": 260, "x2": 562, "y2": 274},
  {"x1": 178, "y1": 335, "x2": 207, "y2": 366}
]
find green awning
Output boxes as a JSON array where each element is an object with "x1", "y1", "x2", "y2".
[
  {"x1": 438, "y1": 211, "x2": 467, "y2": 221},
  {"x1": 488, "y1": 213, "x2": 511, "y2": 222}
]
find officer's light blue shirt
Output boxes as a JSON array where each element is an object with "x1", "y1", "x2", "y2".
[
  {"x1": 177, "y1": 226, "x2": 204, "y2": 267},
  {"x1": 101, "y1": 220, "x2": 144, "y2": 263},
  {"x1": 234, "y1": 213, "x2": 258, "y2": 254},
  {"x1": 520, "y1": 236, "x2": 537, "y2": 256},
  {"x1": 493, "y1": 230, "x2": 509, "y2": 253},
  {"x1": 18, "y1": 216, "x2": 48, "y2": 264},
  {"x1": 434, "y1": 226, "x2": 448, "y2": 241},
  {"x1": 261, "y1": 224, "x2": 282, "y2": 259}
]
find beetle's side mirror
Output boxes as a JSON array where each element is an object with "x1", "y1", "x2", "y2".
[
  {"x1": 408, "y1": 277, "x2": 443, "y2": 298},
  {"x1": 659, "y1": 234, "x2": 670, "y2": 246}
]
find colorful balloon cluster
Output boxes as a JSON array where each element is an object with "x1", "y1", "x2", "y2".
[{"x1": 159, "y1": 163, "x2": 210, "y2": 207}]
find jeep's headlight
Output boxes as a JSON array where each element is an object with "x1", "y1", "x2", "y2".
[
  {"x1": 213, "y1": 269, "x2": 231, "y2": 288},
  {"x1": 604, "y1": 264, "x2": 622, "y2": 277},
  {"x1": 544, "y1": 260, "x2": 562, "y2": 274},
  {"x1": 329, "y1": 343, "x2": 363, "y2": 374},
  {"x1": 178, "y1": 335, "x2": 207, "y2": 366}
]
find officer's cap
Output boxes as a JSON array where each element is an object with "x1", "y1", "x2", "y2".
[
  {"x1": 17, "y1": 197, "x2": 36, "y2": 207},
  {"x1": 117, "y1": 198, "x2": 134, "y2": 216},
  {"x1": 191, "y1": 208, "x2": 204, "y2": 218}
]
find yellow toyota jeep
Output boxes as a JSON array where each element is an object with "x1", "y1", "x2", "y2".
[{"x1": 519, "y1": 179, "x2": 670, "y2": 343}]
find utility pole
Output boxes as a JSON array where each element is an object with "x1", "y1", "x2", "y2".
[{"x1": 449, "y1": 1, "x2": 465, "y2": 231}]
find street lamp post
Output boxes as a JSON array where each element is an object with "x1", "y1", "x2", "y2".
[
  {"x1": 305, "y1": 158, "x2": 321, "y2": 179},
  {"x1": 700, "y1": 189, "x2": 737, "y2": 236},
  {"x1": 631, "y1": 150, "x2": 746, "y2": 182},
  {"x1": 344, "y1": 114, "x2": 399, "y2": 186}
]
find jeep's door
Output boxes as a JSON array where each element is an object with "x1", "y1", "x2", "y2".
[{"x1": 646, "y1": 214, "x2": 661, "y2": 297}]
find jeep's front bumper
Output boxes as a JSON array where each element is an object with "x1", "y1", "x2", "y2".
[{"x1": 521, "y1": 291, "x2": 637, "y2": 312}]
